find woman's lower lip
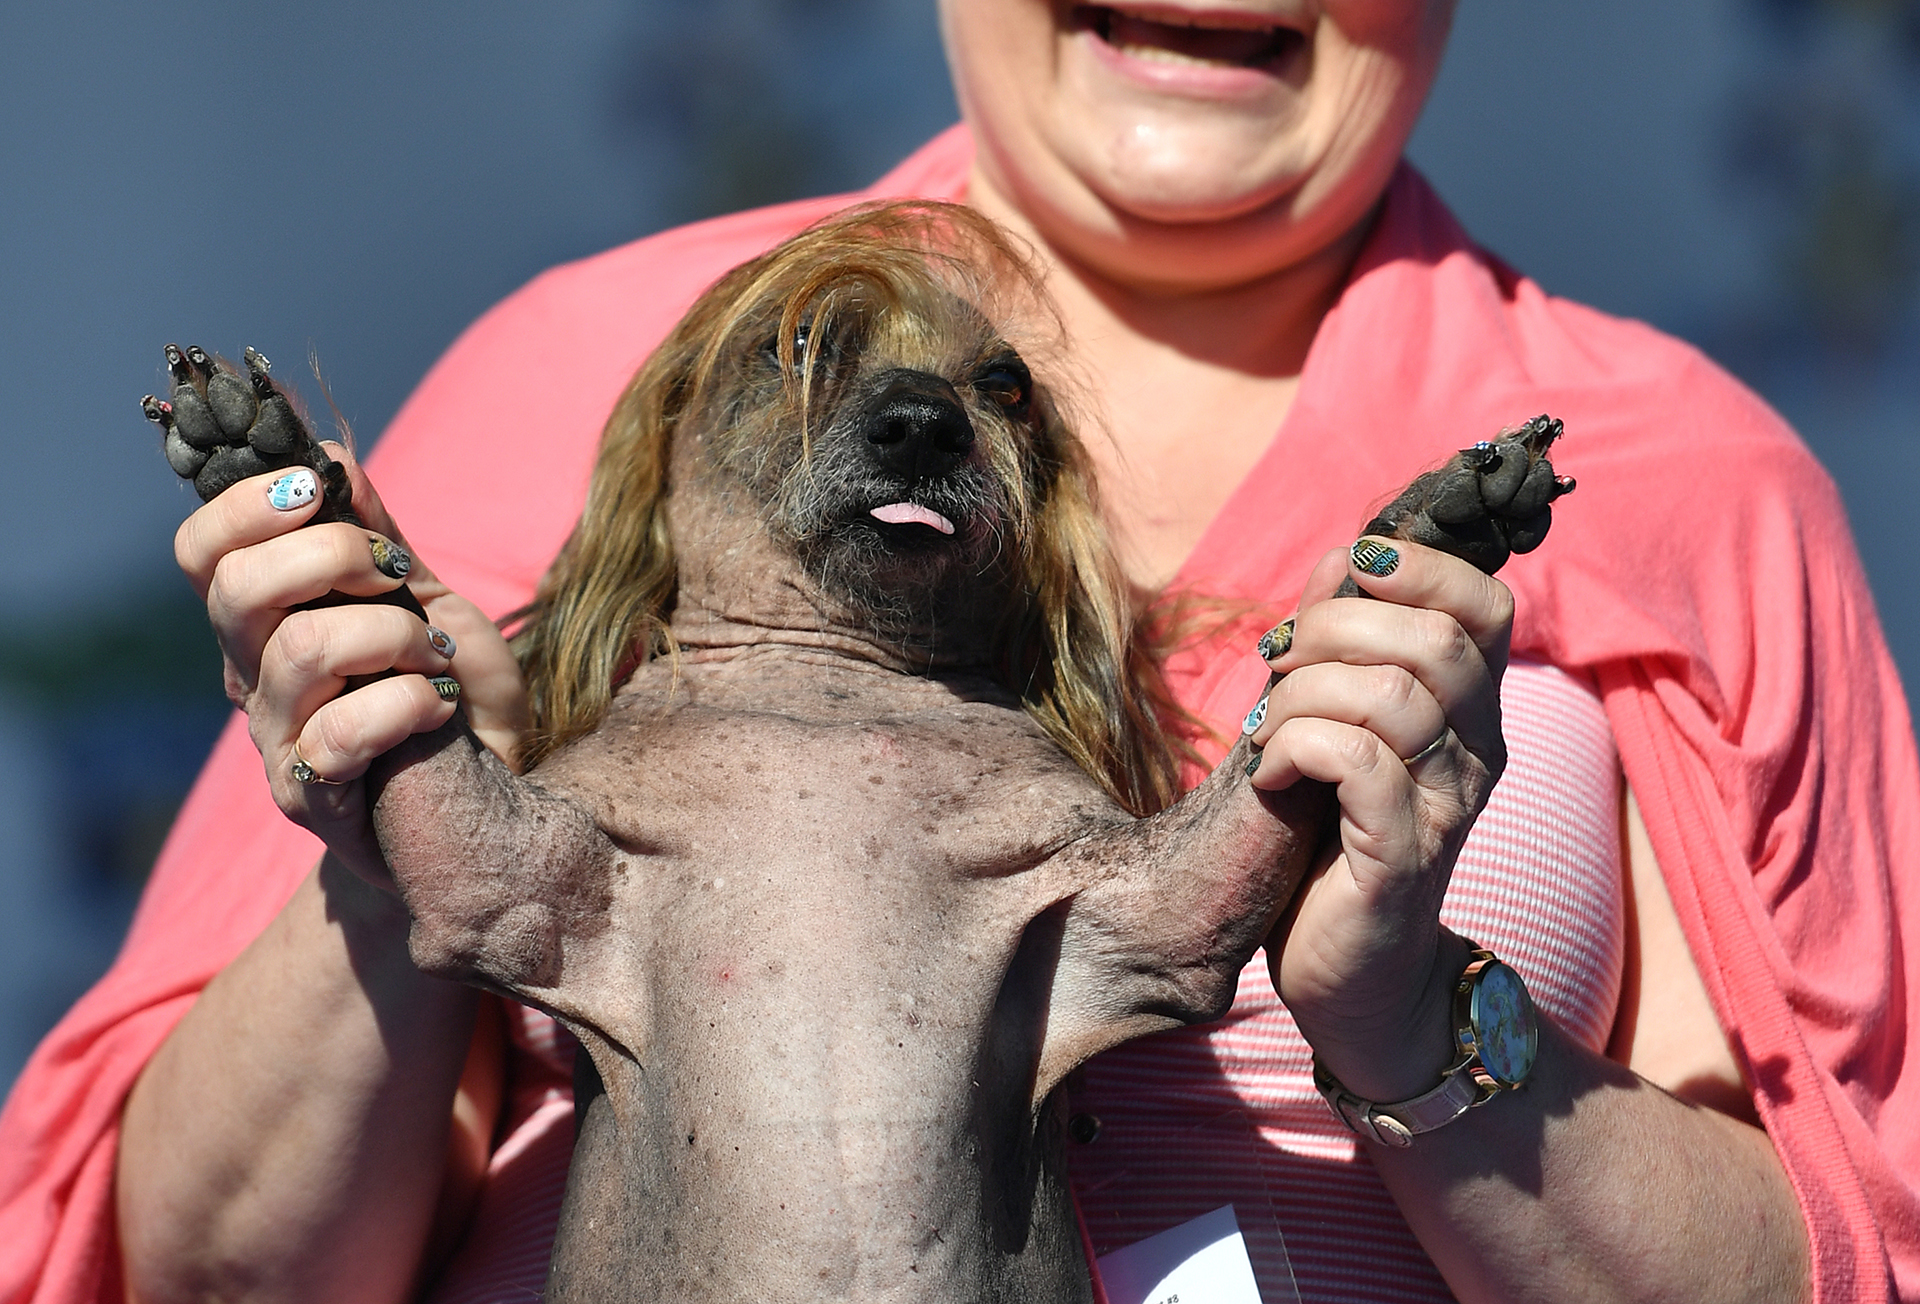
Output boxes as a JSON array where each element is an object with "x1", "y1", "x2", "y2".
[{"x1": 1073, "y1": 19, "x2": 1296, "y2": 99}]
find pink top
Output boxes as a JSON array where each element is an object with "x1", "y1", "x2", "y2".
[{"x1": 3, "y1": 126, "x2": 1916, "y2": 1304}]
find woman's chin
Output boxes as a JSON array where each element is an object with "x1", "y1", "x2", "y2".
[
  {"x1": 1052, "y1": 26, "x2": 1312, "y2": 211},
  {"x1": 1050, "y1": 120, "x2": 1316, "y2": 228},
  {"x1": 1086, "y1": 153, "x2": 1307, "y2": 227}
]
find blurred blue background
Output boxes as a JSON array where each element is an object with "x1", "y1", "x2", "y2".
[{"x1": 3, "y1": 0, "x2": 1916, "y2": 1093}]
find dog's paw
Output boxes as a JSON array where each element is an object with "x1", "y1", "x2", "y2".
[
  {"x1": 140, "y1": 344, "x2": 353, "y2": 516},
  {"x1": 1359, "y1": 414, "x2": 1574, "y2": 577}
]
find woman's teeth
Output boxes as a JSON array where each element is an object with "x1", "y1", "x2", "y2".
[{"x1": 1088, "y1": 7, "x2": 1294, "y2": 67}]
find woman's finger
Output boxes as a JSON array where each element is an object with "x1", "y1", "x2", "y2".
[
  {"x1": 254, "y1": 605, "x2": 455, "y2": 742},
  {"x1": 271, "y1": 673, "x2": 462, "y2": 791},
  {"x1": 206, "y1": 523, "x2": 416, "y2": 687},
  {"x1": 1331, "y1": 535, "x2": 1516, "y2": 671},
  {"x1": 174, "y1": 443, "x2": 421, "y2": 591},
  {"x1": 1247, "y1": 705, "x2": 1476, "y2": 802},
  {"x1": 1265, "y1": 596, "x2": 1502, "y2": 767},
  {"x1": 174, "y1": 466, "x2": 326, "y2": 597},
  {"x1": 1246, "y1": 716, "x2": 1427, "y2": 864},
  {"x1": 414, "y1": 590, "x2": 531, "y2": 765},
  {"x1": 320, "y1": 441, "x2": 412, "y2": 553},
  {"x1": 1246, "y1": 715, "x2": 1485, "y2": 886},
  {"x1": 1245, "y1": 659, "x2": 1447, "y2": 764},
  {"x1": 1295, "y1": 546, "x2": 1352, "y2": 609},
  {"x1": 1267, "y1": 539, "x2": 1514, "y2": 674}
]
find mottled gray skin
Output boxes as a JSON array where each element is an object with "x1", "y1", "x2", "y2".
[{"x1": 368, "y1": 437, "x2": 1322, "y2": 1302}]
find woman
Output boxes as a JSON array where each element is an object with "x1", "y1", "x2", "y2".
[{"x1": 5, "y1": 2, "x2": 1915, "y2": 1301}]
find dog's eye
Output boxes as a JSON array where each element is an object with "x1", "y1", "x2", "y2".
[
  {"x1": 975, "y1": 365, "x2": 1029, "y2": 411},
  {"x1": 761, "y1": 321, "x2": 815, "y2": 370}
]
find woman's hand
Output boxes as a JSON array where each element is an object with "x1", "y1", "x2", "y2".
[
  {"x1": 1244, "y1": 536, "x2": 1515, "y2": 1104},
  {"x1": 174, "y1": 442, "x2": 530, "y2": 886},
  {"x1": 127, "y1": 447, "x2": 519, "y2": 1304}
]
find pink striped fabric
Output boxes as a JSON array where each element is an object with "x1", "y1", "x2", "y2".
[
  {"x1": 429, "y1": 1003, "x2": 574, "y2": 1303},
  {"x1": 419, "y1": 660, "x2": 1622, "y2": 1303}
]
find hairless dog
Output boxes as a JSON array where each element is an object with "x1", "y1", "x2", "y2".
[{"x1": 144, "y1": 201, "x2": 1569, "y2": 1303}]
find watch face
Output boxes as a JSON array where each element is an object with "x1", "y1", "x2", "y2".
[{"x1": 1470, "y1": 962, "x2": 1538, "y2": 1086}]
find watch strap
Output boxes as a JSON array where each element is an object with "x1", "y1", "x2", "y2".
[{"x1": 1313, "y1": 1051, "x2": 1489, "y2": 1148}]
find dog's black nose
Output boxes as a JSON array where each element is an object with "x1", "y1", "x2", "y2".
[{"x1": 865, "y1": 371, "x2": 975, "y2": 480}]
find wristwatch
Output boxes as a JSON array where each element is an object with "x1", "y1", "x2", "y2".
[{"x1": 1313, "y1": 945, "x2": 1538, "y2": 1149}]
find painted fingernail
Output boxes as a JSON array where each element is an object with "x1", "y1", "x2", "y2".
[
  {"x1": 426, "y1": 625, "x2": 457, "y2": 658},
  {"x1": 1256, "y1": 618, "x2": 1294, "y2": 662},
  {"x1": 1351, "y1": 537, "x2": 1400, "y2": 578},
  {"x1": 1244, "y1": 751, "x2": 1262, "y2": 780},
  {"x1": 370, "y1": 537, "x2": 411, "y2": 579},
  {"x1": 267, "y1": 468, "x2": 317, "y2": 511},
  {"x1": 1242, "y1": 696, "x2": 1268, "y2": 736},
  {"x1": 428, "y1": 675, "x2": 461, "y2": 702}
]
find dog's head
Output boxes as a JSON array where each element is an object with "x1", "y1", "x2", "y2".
[
  {"x1": 664, "y1": 203, "x2": 1075, "y2": 614},
  {"x1": 515, "y1": 202, "x2": 1185, "y2": 813}
]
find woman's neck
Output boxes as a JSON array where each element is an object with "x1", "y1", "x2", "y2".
[{"x1": 968, "y1": 167, "x2": 1372, "y2": 592}]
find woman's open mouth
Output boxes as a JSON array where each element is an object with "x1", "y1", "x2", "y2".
[{"x1": 1071, "y1": 4, "x2": 1304, "y2": 71}]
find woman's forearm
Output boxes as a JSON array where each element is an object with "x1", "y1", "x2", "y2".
[
  {"x1": 1373, "y1": 1016, "x2": 1811, "y2": 1304},
  {"x1": 117, "y1": 856, "x2": 480, "y2": 1304}
]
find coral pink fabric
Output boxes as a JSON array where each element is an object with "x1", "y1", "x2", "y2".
[{"x1": 3, "y1": 125, "x2": 1915, "y2": 1303}]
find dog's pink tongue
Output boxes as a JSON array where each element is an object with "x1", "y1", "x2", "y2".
[{"x1": 871, "y1": 502, "x2": 955, "y2": 535}]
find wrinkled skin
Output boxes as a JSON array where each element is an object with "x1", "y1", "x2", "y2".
[{"x1": 145, "y1": 317, "x2": 1563, "y2": 1301}]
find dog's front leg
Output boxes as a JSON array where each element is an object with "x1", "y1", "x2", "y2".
[
  {"x1": 368, "y1": 720, "x2": 623, "y2": 1021},
  {"x1": 1023, "y1": 753, "x2": 1326, "y2": 1097}
]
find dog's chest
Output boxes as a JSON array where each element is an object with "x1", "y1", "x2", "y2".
[
  {"x1": 533, "y1": 662, "x2": 1124, "y2": 1039},
  {"x1": 548, "y1": 665, "x2": 1116, "y2": 877},
  {"x1": 534, "y1": 665, "x2": 1114, "y2": 1301}
]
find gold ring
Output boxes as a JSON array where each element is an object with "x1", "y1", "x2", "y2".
[
  {"x1": 1400, "y1": 730, "x2": 1451, "y2": 768},
  {"x1": 291, "y1": 750, "x2": 345, "y2": 786}
]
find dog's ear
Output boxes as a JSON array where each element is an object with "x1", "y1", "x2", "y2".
[
  {"x1": 512, "y1": 235, "x2": 837, "y2": 769},
  {"x1": 510, "y1": 291, "x2": 752, "y2": 768},
  {"x1": 988, "y1": 380, "x2": 1190, "y2": 818}
]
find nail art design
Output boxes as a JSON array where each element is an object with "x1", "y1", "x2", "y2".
[
  {"x1": 267, "y1": 468, "x2": 317, "y2": 512},
  {"x1": 1351, "y1": 537, "x2": 1400, "y2": 578},
  {"x1": 1256, "y1": 618, "x2": 1295, "y2": 663},
  {"x1": 1242, "y1": 696, "x2": 1268, "y2": 736},
  {"x1": 370, "y1": 537, "x2": 411, "y2": 579},
  {"x1": 428, "y1": 675, "x2": 461, "y2": 703},
  {"x1": 1244, "y1": 751, "x2": 1262, "y2": 780},
  {"x1": 425, "y1": 625, "x2": 457, "y2": 658}
]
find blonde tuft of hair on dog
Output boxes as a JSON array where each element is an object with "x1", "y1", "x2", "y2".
[{"x1": 510, "y1": 200, "x2": 1187, "y2": 815}]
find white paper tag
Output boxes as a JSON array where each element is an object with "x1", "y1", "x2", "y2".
[{"x1": 1094, "y1": 1204, "x2": 1265, "y2": 1304}]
